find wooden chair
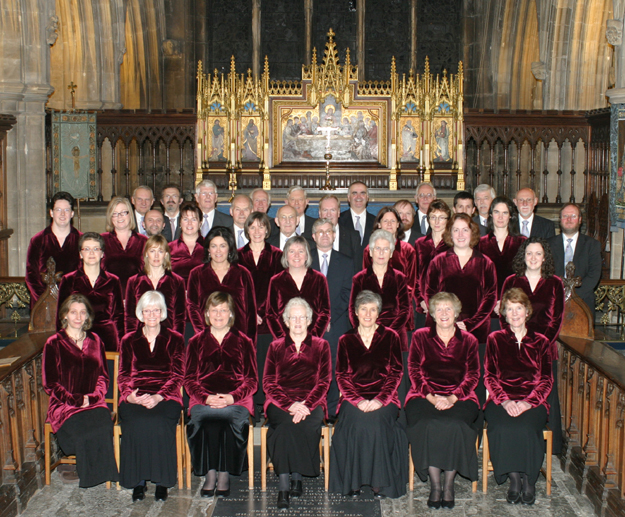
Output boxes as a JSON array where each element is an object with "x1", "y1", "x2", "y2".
[
  {"x1": 481, "y1": 426, "x2": 552, "y2": 495},
  {"x1": 408, "y1": 440, "x2": 479, "y2": 493},
  {"x1": 260, "y1": 421, "x2": 331, "y2": 491},
  {"x1": 183, "y1": 416, "x2": 256, "y2": 490},
  {"x1": 44, "y1": 351, "x2": 120, "y2": 488}
]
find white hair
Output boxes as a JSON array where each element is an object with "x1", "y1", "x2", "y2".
[{"x1": 195, "y1": 179, "x2": 217, "y2": 196}]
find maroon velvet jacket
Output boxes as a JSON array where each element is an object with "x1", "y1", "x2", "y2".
[
  {"x1": 478, "y1": 233, "x2": 527, "y2": 299},
  {"x1": 57, "y1": 268, "x2": 125, "y2": 352},
  {"x1": 336, "y1": 326, "x2": 403, "y2": 411},
  {"x1": 484, "y1": 328, "x2": 552, "y2": 411},
  {"x1": 363, "y1": 240, "x2": 418, "y2": 297},
  {"x1": 263, "y1": 334, "x2": 332, "y2": 416},
  {"x1": 265, "y1": 269, "x2": 331, "y2": 340},
  {"x1": 169, "y1": 237, "x2": 204, "y2": 283},
  {"x1": 125, "y1": 271, "x2": 186, "y2": 336},
  {"x1": 349, "y1": 266, "x2": 410, "y2": 350},
  {"x1": 118, "y1": 327, "x2": 184, "y2": 405},
  {"x1": 406, "y1": 326, "x2": 480, "y2": 407},
  {"x1": 101, "y1": 231, "x2": 148, "y2": 293},
  {"x1": 414, "y1": 235, "x2": 451, "y2": 313},
  {"x1": 425, "y1": 249, "x2": 497, "y2": 343},
  {"x1": 184, "y1": 327, "x2": 257, "y2": 414},
  {"x1": 43, "y1": 330, "x2": 109, "y2": 433},
  {"x1": 237, "y1": 243, "x2": 284, "y2": 335},
  {"x1": 499, "y1": 274, "x2": 565, "y2": 358},
  {"x1": 187, "y1": 263, "x2": 257, "y2": 342},
  {"x1": 26, "y1": 225, "x2": 82, "y2": 306}
]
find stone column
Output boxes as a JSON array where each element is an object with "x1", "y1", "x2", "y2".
[
  {"x1": 305, "y1": 0, "x2": 313, "y2": 65},
  {"x1": 252, "y1": 0, "x2": 261, "y2": 77},
  {"x1": 410, "y1": 0, "x2": 417, "y2": 72},
  {"x1": 357, "y1": 0, "x2": 365, "y2": 77},
  {"x1": 0, "y1": 0, "x2": 55, "y2": 276}
]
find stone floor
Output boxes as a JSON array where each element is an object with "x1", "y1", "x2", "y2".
[{"x1": 21, "y1": 449, "x2": 596, "y2": 517}]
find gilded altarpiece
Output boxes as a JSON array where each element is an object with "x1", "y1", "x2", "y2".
[{"x1": 196, "y1": 30, "x2": 464, "y2": 190}]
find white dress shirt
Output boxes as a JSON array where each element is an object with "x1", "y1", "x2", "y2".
[
  {"x1": 417, "y1": 210, "x2": 429, "y2": 233},
  {"x1": 519, "y1": 213, "x2": 535, "y2": 236}
]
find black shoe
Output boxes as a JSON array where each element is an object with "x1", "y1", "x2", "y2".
[
  {"x1": 290, "y1": 479, "x2": 303, "y2": 498},
  {"x1": 506, "y1": 490, "x2": 521, "y2": 504},
  {"x1": 216, "y1": 488, "x2": 230, "y2": 498},
  {"x1": 373, "y1": 491, "x2": 386, "y2": 499},
  {"x1": 348, "y1": 489, "x2": 361, "y2": 497},
  {"x1": 277, "y1": 490, "x2": 290, "y2": 509},
  {"x1": 427, "y1": 489, "x2": 442, "y2": 509},
  {"x1": 154, "y1": 485, "x2": 168, "y2": 501},
  {"x1": 521, "y1": 491, "x2": 536, "y2": 505},
  {"x1": 132, "y1": 485, "x2": 147, "y2": 502},
  {"x1": 200, "y1": 488, "x2": 215, "y2": 498},
  {"x1": 441, "y1": 498, "x2": 455, "y2": 509}
]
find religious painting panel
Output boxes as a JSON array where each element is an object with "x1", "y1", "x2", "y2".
[
  {"x1": 240, "y1": 116, "x2": 261, "y2": 163},
  {"x1": 207, "y1": 116, "x2": 228, "y2": 162},
  {"x1": 273, "y1": 97, "x2": 386, "y2": 165},
  {"x1": 432, "y1": 114, "x2": 454, "y2": 165},
  {"x1": 51, "y1": 111, "x2": 97, "y2": 199},
  {"x1": 399, "y1": 117, "x2": 422, "y2": 163},
  {"x1": 611, "y1": 106, "x2": 625, "y2": 228}
]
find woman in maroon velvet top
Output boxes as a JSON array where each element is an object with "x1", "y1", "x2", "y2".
[
  {"x1": 101, "y1": 196, "x2": 148, "y2": 293},
  {"x1": 405, "y1": 292, "x2": 480, "y2": 510},
  {"x1": 118, "y1": 290, "x2": 184, "y2": 502},
  {"x1": 265, "y1": 235, "x2": 330, "y2": 340},
  {"x1": 187, "y1": 226, "x2": 257, "y2": 342},
  {"x1": 485, "y1": 288, "x2": 552, "y2": 506},
  {"x1": 169, "y1": 202, "x2": 204, "y2": 283},
  {"x1": 263, "y1": 298, "x2": 332, "y2": 510},
  {"x1": 349, "y1": 229, "x2": 410, "y2": 350},
  {"x1": 125, "y1": 234, "x2": 186, "y2": 336},
  {"x1": 57, "y1": 232, "x2": 124, "y2": 352},
  {"x1": 362, "y1": 207, "x2": 417, "y2": 330},
  {"x1": 330, "y1": 290, "x2": 407, "y2": 499},
  {"x1": 43, "y1": 294, "x2": 118, "y2": 487},
  {"x1": 414, "y1": 200, "x2": 452, "y2": 326},
  {"x1": 185, "y1": 292, "x2": 257, "y2": 498},
  {"x1": 425, "y1": 213, "x2": 497, "y2": 345},
  {"x1": 478, "y1": 196, "x2": 526, "y2": 309},
  {"x1": 26, "y1": 191, "x2": 82, "y2": 308},
  {"x1": 237, "y1": 211, "x2": 284, "y2": 410}
]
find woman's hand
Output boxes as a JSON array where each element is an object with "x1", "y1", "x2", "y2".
[
  {"x1": 420, "y1": 300, "x2": 428, "y2": 311},
  {"x1": 206, "y1": 394, "x2": 234, "y2": 408},
  {"x1": 426, "y1": 393, "x2": 456, "y2": 410},
  {"x1": 357, "y1": 399, "x2": 383, "y2": 413},
  {"x1": 142, "y1": 394, "x2": 163, "y2": 409},
  {"x1": 493, "y1": 300, "x2": 501, "y2": 316},
  {"x1": 288, "y1": 402, "x2": 310, "y2": 424},
  {"x1": 456, "y1": 321, "x2": 467, "y2": 331},
  {"x1": 257, "y1": 314, "x2": 263, "y2": 325},
  {"x1": 81, "y1": 395, "x2": 89, "y2": 408},
  {"x1": 502, "y1": 399, "x2": 531, "y2": 417}
]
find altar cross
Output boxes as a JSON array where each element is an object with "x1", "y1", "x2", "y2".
[{"x1": 67, "y1": 81, "x2": 77, "y2": 110}]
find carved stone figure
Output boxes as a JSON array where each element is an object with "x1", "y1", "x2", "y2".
[
  {"x1": 46, "y1": 15, "x2": 59, "y2": 46},
  {"x1": 607, "y1": 19, "x2": 623, "y2": 46}
]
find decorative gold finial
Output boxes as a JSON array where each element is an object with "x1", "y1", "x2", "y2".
[
  {"x1": 67, "y1": 81, "x2": 77, "y2": 110},
  {"x1": 327, "y1": 28, "x2": 335, "y2": 40},
  {"x1": 264, "y1": 55, "x2": 269, "y2": 74}
]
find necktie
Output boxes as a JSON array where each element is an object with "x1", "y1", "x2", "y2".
[
  {"x1": 237, "y1": 229, "x2": 245, "y2": 249},
  {"x1": 169, "y1": 217, "x2": 176, "y2": 237},
  {"x1": 420, "y1": 215, "x2": 427, "y2": 235},
  {"x1": 522, "y1": 220, "x2": 529, "y2": 237},
  {"x1": 564, "y1": 238, "x2": 574, "y2": 271},
  {"x1": 201, "y1": 214, "x2": 210, "y2": 237},
  {"x1": 321, "y1": 253, "x2": 329, "y2": 276},
  {"x1": 138, "y1": 215, "x2": 145, "y2": 235},
  {"x1": 296, "y1": 225, "x2": 302, "y2": 236},
  {"x1": 355, "y1": 215, "x2": 363, "y2": 244}
]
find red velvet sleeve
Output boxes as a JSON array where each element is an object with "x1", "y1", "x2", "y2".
[
  {"x1": 461, "y1": 256, "x2": 497, "y2": 334},
  {"x1": 184, "y1": 332, "x2": 211, "y2": 403},
  {"x1": 407, "y1": 330, "x2": 433, "y2": 399},
  {"x1": 391, "y1": 271, "x2": 411, "y2": 330},
  {"x1": 118, "y1": 333, "x2": 134, "y2": 400},
  {"x1": 303, "y1": 339, "x2": 332, "y2": 409},
  {"x1": 43, "y1": 338, "x2": 84, "y2": 407},
  {"x1": 375, "y1": 330, "x2": 404, "y2": 405},
  {"x1": 309, "y1": 272, "x2": 331, "y2": 338},
  {"x1": 523, "y1": 343, "x2": 553, "y2": 408},
  {"x1": 169, "y1": 273, "x2": 187, "y2": 336},
  {"x1": 265, "y1": 275, "x2": 286, "y2": 340},
  {"x1": 241, "y1": 266, "x2": 258, "y2": 343},
  {"x1": 348, "y1": 272, "x2": 365, "y2": 328},
  {"x1": 86, "y1": 336, "x2": 109, "y2": 406},
  {"x1": 111, "y1": 274, "x2": 125, "y2": 340},
  {"x1": 335, "y1": 335, "x2": 366, "y2": 406},
  {"x1": 56, "y1": 274, "x2": 74, "y2": 331},
  {"x1": 125, "y1": 275, "x2": 139, "y2": 334},
  {"x1": 451, "y1": 333, "x2": 480, "y2": 400},
  {"x1": 228, "y1": 334, "x2": 258, "y2": 404},
  {"x1": 262, "y1": 339, "x2": 292, "y2": 409},
  {"x1": 186, "y1": 265, "x2": 206, "y2": 333}
]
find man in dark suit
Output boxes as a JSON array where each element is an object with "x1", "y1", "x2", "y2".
[
  {"x1": 160, "y1": 183, "x2": 182, "y2": 242},
  {"x1": 143, "y1": 209, "x2": 165, "y2": 237},
  {"x1": 473, "y1": 184, "x2": 496, "y2": 236},
  {"x1": 514, "y1": 187, "x2": 556, "y2": 239},
  {"x1": 319, "y1": 194, "x2": 361, "y2": 269},
  {"x1": 229, "y1": 194, "x2": 252, "y2": 249},
  {"x1": 131, "y1": 185, "x2": 155, "y2": 237},
  {"x1": 339, "y1": 181, "x2": 375, "y2": 266},
  {"x1": 195, "y1": 179, "x2": 233, "y2": 238},
  {"x1": 453, "y1": 191, "x2": 476, "y2": 216},
  {"x1": 285, "y1": 185, "x2": 315, "y2": 241},
  {"x1": 268, "y1": 205, "x2": 300, "y2": 250},
  {"x1": 311, "y1": 218, "x2": 354, "y2": 418},
  {"x1": 413, "y1": 182, "x2": 436, "y2": 239},
  {"x1": 548, "y1": 203, "x2": 602, "y2": 318},
  {"x1": 394, "y1": 199, "x2": 420, "y2": 245}
]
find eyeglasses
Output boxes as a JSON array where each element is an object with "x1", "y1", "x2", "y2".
[
  {"x1": 418, "y1": 193, "x2": 434, "y2": 199},
  {"x1": 429, "y1": 216, "x2": 448, "y2": 222},
  {"x1": 142, "y1": 309, "x2": 161, "y2": 315},
  {"x1": 373, "y1": 246, "x2": 391, "y2": 253},
  {"x1": 81, "y1": 247, "x2": 102, "y2": 253},
  {"x1": 289, "y1": 316, "x2": 308, "y2": 322},
  {"x1": 561, "y1": 214, "x2": 579, "y2": 220},
  {"x1": 53, "y1": 208, "x2": 72, "y2": 214},
  {"x1": 111, "y1": 210, "x2": 129, "y2": 218},
  {"x1": 315, "y1": 229, "x2": 335, "y2": 236}
]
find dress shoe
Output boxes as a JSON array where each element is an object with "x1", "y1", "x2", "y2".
[
  {"x1": 441, "y1": 498, "x2": 455, "y2": 509},
  {"x1": 373, "y1": 491, "x2": 386, "y2": 499},
  {"x1": 132, "y1": 485, "x2": 147, "y2": 502},
  {"x1": 216, "y1": 488, "x2": 230, "y2": 498},
  {"x1": 506, "y1": 490, "x2": 521, "y2": 504},
  {"x1": 521, "y1": 491, "x2": 536, "y2": 505},
  {"x1": 277, "y1": 490, "x2": 290, "y2": 509},
  {"x1": 154, "y1": 485, "x2": 168, "y2": 501},
  {"x1": 290, "y1": 479, "x2": 303, "y2": 498},
  {"x1": 348, "y1": 489, "x2": 361, "y2": 497},
  {"x1": 427, "y1": 489, "x2": 442, "y2": 509},
  {"x1": 200, "y1": 488, "x2": 215, "y2": 498}
]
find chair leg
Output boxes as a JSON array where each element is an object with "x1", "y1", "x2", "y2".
[
  {"x1": 408, "y1": 445, "x2": 414, "y2": 492},
  {"x1": 185, "y1": 437, "x2": 192, "y2": 490},
  {"x1": 248, "y1": 424, "x2": 255, "y2": 490},
  {"x1": 322, "y1": 426, "x2": 330, "y2": 492},
  {"x1": 472, "y1": 436, "x2": 479, "y2": 493},
  {"x1": 113, "y1": 425, "x2": 121, "y2": 490},
  {"x1": 176, "y1": 423, "x2": 183, "y2": 489},
  {"x1": 45, "y1": 423, "x2": 52, "y2": 486},
  {"x1": 544, "y1": 430, "x2": 552, "y2": 496},
  {"x1": 482, "y1": 428, "x2": 489, "y2": 494},
  {"x1": 261, "y1": 426, "x2": 268, "y2": 492}
]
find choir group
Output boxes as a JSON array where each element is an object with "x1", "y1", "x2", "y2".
[{"x1": 29, "y1": 179, "x2": 602, "y2": 510}]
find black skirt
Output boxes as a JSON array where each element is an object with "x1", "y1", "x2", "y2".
[
  {"x1": 405, "y1": 398, "x2": 479, "y2": 482},
  {"x1": 118, "y1": 399, "x2": 183, "y2": 488},
  {"x1": 330, "y1": 402, "x2": 408, "y2": 498},
  {"x1": 484, "y1": 402, "x2": 548, "y2": 485},
  {"x1": 186, "y1": 404, "x2": 250, "y2": 476},
  {"x1": 266, "y1": 404, "x2": 324, "y2": 477},
  {"x1": 55, "y1": 407, "x2": 119, "y2": 487}
]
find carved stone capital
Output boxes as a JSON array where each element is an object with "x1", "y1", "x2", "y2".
[
  {"x1": 607, "y1": 19, "x2": 623, "y2": 46},
  {"x1": 531, "y1": 61, "x2": 547, "y2": 81},
  {"x1": 46, "y1": 15, "x2": 59, "y2": 46}
]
